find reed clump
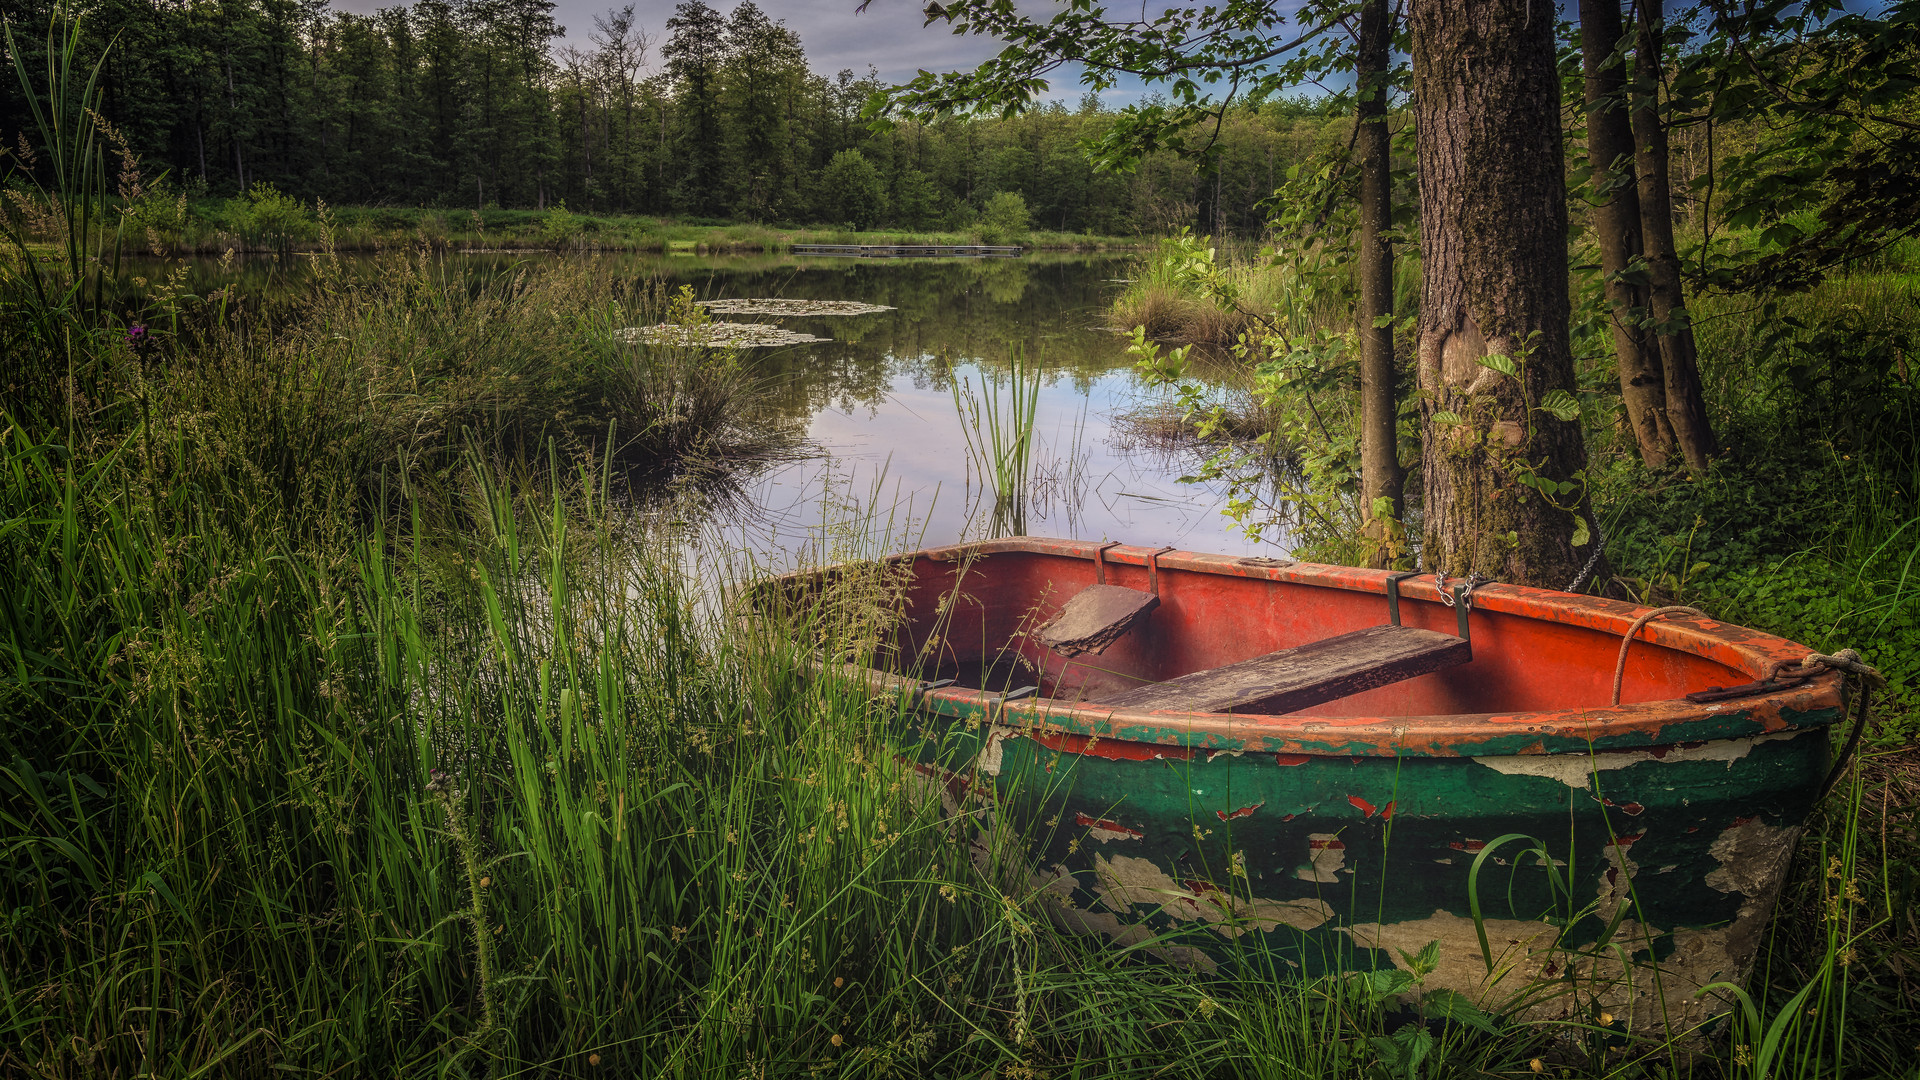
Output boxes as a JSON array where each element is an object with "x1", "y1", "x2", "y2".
[
  {"x1": 1108, "y1": 233, "x2": 1369, "y2": 345},
  {"x1": 19, "y1": 249, "x2": 803, "y2": 541},
  {"x1": 952, "y1": 351, "x2": 1042, "y2": 536}
]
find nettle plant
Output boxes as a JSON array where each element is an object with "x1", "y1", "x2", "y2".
[{"x1": 1129, "y1": 319, "x2": 1370, "y2": 561}]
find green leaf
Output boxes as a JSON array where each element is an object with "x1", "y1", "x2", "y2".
[
  {"x1": 1421, "y1": 988, "x2": 1499, "y2": 1034},
  {"x1": 1538, "y1": 388, "x2": 1580, "y2": 422},
  {"x1": 1571, "y1": 515, "x2": 1591, "y2": 547},
  {"x1": 1430, "y1": 410, "x2": 1463, "y2": 426},
  {"x1": 1371, "y1": 312, "x2": 1396, "y2": 328},
  {"x1": 1400, "y1": 939, "x2": 1440, "y2": 978},
  {"x1": 1476, "y1": 352, "x2": 1519, "y2": 378}
]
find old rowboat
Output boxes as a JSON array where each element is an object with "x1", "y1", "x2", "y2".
[{"x1": 771, "y1": 537, "x2": 1848, "y2": 1034}]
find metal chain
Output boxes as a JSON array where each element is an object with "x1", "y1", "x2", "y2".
[
  {"x1": 1435, "y1": 571, "x2": 1489, "y2": 609},
  {"x1": 1565, "y1": 504, "x2": 1607, "y2": 594}
]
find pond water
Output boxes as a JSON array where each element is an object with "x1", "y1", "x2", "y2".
[
  {"x1": 636, "y1": 252, "x2": 1277, "y2": 566},
  {"x1": 171, "y1": 250, "x2": 1280, "y2": 566}
]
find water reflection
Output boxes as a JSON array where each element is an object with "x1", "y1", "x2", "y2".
[
  {"x1": 645, "y1": 253, "x2": 1280, "y2": 566},
  {"x1": 149, "y1": 250, "x2": 1284, "y2": 565}
]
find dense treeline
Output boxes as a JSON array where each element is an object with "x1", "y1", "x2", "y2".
[{"x1": 0, "y1": 0, "x2": 1346, "y2": 232}]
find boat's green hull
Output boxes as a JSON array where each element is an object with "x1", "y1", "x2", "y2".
[{"x1": 902, "y1": 708, "x2": 1831, "y2": 1032}]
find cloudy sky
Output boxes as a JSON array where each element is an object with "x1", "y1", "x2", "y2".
[
  {"x1": 325, "y1": 0, "x2": 1194, "y2": 106},
  {"x1": 694, "y1": 0, "x2": 1010, "y2": 83}
]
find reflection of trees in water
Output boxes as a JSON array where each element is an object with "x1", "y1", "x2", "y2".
[
  {"x1": 682, "y1": 256, "x2": 1135, "y2": 424},
  {"x1": 140, "y1": 252, "x2": 1142, "y2": 425}
]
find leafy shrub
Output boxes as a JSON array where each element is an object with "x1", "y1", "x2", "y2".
[
  {"x1": 120, "y1": 176, "x2": 191, "y2": 254},
  {"x1": 540, "y1": 202, "x2": 583, "y2": 245},
  {"x1": 816, "y1": 150, "x2": 887, "y2": 231},
  {"x1": 977, "y1": 190, "x2": 1030, "y2": 245},
  {"x1": 222, "y1": 182, "x2": 313, "y2": 250}
]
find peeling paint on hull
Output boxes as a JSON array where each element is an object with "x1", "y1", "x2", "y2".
[
  {"x1": 891, "y1": 715, "x2": 1827, "y2": 1037},
  {"x1": 773, "y1": 538, "x2": 1848, "y2": 1039},
  {"x1": 1471, "y1": 731, "x2": 1806, "y2": 790}
]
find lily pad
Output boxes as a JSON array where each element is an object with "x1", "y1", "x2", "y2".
[
  {"x1": 696, "y1": 298, "x2": 894, "y2": 316},
  {"x1": 616, "y1": 322, "x2": 830, "y2": 348}
]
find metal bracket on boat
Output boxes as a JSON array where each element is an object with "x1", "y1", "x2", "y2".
[
  {"x1": 1385, "y1": 571, "x2": 1420, "y2": 626},
  {"x1": 912, "y1": 677, "x2": 956, "y2": 704},
  {"x1": 1091, "y1": 541, "x2": 1120, "y2": 584},
  {"x1": 1384, "y1": 571, "x2": 1470, "y2": 644},
  {"x1": 1432, "y1": 573, "x2": 1485, "y2": 644},
  {"x1": 1145, "y1": 546, "x2": 1177, "y2": 597},
  {"x1": 988, "y1": 685, "x2": 1040, "y2": 719}
]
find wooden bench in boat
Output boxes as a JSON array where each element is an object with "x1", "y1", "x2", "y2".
[{"x1": 1094, "y1": 623, "x2": 1471, "y2": 716}]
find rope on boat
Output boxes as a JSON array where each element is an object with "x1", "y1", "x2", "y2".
[
  {"x1": 1611, "y1": 606, "x2": 1709, "y2": 707},
  {"x1": 1615, "y1": 615, "x2": 1888, "y2": 802},
  {"x1": 1772, "y1": 649, "x2": 1888, "y2": 802}
]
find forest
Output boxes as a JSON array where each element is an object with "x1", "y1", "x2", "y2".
[{"x1": 0, "y1": 0, "x2": 1347, "y2": 235}]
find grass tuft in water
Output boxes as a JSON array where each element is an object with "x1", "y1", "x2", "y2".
[{"x1": 952, "y1": 349, "x2": 1043, "y2": 537}]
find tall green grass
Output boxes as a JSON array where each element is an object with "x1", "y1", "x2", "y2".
[
  {"x1": 0, "y1": 429, "x2": 1560, "y2": 1078},
  {"x1": 0, "y1": 10, "x2": 128, "y2": 427},
  {"x1": 1108, "y1": 232, "x2": 1418, "y2": 346}
]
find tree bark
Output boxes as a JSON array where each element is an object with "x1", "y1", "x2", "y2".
[
  {"x1": 1632, "y1": 0, "x2": 1718, "y2": 473},
  {"x1": 1411, "y1": 0, "x2": 1599, "y2": 588},
  {"x1": 1355, "y1": 0, "x2": 1405, "y2": 567},
  {"x1": 1579, "y1": 0, "x2": 1673, "y2": 469}
]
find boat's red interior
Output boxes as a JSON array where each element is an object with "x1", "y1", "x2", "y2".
[{"x1": 880, "y1": 543, "x2": 1764, "y2": 718}]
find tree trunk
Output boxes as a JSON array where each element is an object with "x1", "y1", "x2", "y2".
[
  {"x1": 1411, "y1": 0, "x2": 1598, "y2": 588},
  {"x1": 1355, "y1": 0, "x2": 1405, "y2": 567},
  {"x1": 1632, "y1": 0, "x2": 1718, "y2": 473},
  {"x1": 1579, "y1": 0, "x2": 1673, "y2": 469}
]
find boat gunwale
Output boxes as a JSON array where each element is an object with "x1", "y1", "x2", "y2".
[{"x1": 785, "y1": 537, "x2": 1847, "y2": 759}]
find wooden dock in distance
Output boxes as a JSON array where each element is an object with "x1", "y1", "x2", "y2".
[{"x1": 791, "y1": 243, "x2": 1024, "y2": 258}]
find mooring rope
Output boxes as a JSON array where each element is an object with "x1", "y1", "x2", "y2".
[
  {"x1": 1772, "y1": 649, "x2": 1889, "y2": 802},
  {"x1": 1614, "y1": 614, "x2": 1887, "y2": 802},
  {"x1": 1611, "y1": 606, "x2": 1709, "y2": 707}
]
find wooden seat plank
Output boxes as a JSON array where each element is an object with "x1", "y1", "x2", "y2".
[
  {"x1": 1095, "y1": 623, "x2": 1470, "y2": 716},
  {"x1": 1036, "y1": 584, "x2": 1159, "y2": 657}
]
